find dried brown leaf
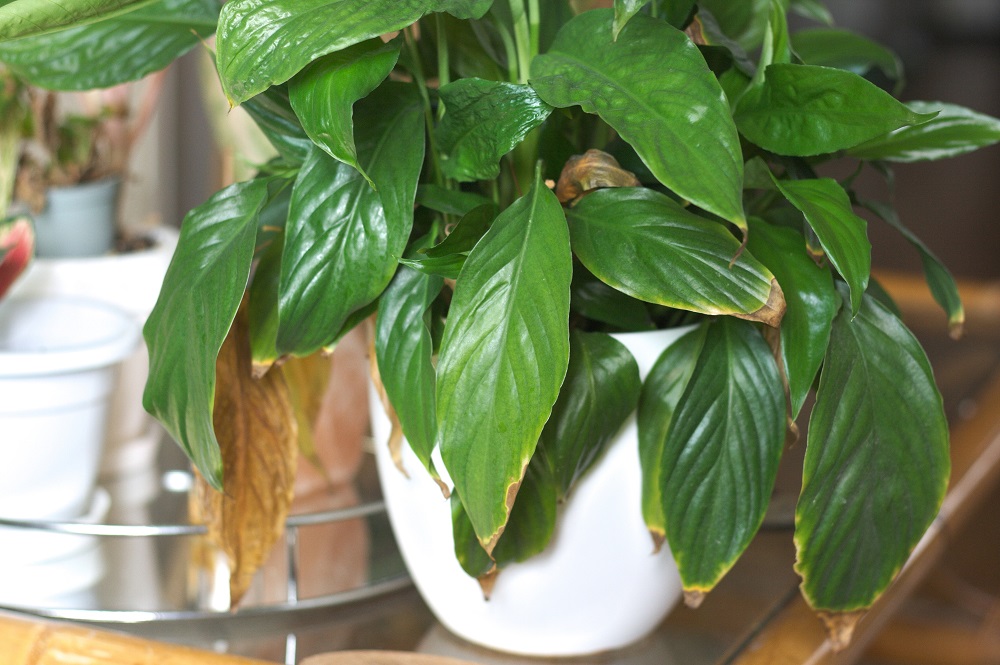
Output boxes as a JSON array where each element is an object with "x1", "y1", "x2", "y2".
[
  {"x1": 197, "y1": 301, "x2": 298, "y2": 608},
  {"x1": 555, "y1": 149, "x2": 641, "y2": 204},
  {"x1": 283, "y1": 353, "x2": 334, "y2": 481}
]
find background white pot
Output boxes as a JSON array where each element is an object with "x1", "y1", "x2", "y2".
[
  {"x1": 10, "y1": 226, "x2": 178, "y2": 476},
  {"x1": 0, "y1": 296, "x2": 139, "y2": 520},
  {"x1": 372, "y1": 327, "x2": 691, "y2": 657}
]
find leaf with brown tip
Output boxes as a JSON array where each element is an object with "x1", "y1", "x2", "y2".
[
  {"x1": 555, "y1": 149, "x2": 641, "y2": 204},
  {"x1": 199, "y1": 301, "x2": 298, "y2": 607}
]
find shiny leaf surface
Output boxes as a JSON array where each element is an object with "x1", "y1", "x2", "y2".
[
  {"x1": 531, "y1": 9, "x2": 746, "y2": 226},
  {"x1": 144, "y1": 179, "x2": 271, "y2": 489},
  {"x1": 662, "y1": 317, "x2": 785, "y2": 595},
  {"x1": 216, "y1": 0, "x2": 494, "y2": 105},
  {"x1": 566, "y1": 188, "x2": 783, "y2": 326},
  {"x1": 0, "y1": 0, "x2": 152, "y2": 40},
  {"x1": 436, "y1": 171, "x2": 572, "y2": 554},
  {"x1": 242, "y1": 86, "x2": 313, "y2": 166},
  {"x1": 796, "y1": 285, "x2": 949, "y2": 612},
  {"x1": 735, "y1": 64, "x2": 934, "y2": 156}
]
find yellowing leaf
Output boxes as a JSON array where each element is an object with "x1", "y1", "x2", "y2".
[
  {"x1": 196, "y1": 302, "x2": 298, "y2": 607},
  {"x1": 282, "y1": 352, "x2": 333, "y2": 479}
]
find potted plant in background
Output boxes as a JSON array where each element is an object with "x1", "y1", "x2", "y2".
[{"x1": 4, "y1": 0, "x2": 1000, "y2": 655}]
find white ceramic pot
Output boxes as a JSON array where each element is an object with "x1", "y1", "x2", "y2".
[
  {"x1": 0, "y1": 297, "x2": 139, "y2": 520},
  {"x1": 9, "y1": 226, "x2": 178, "y2": 476},
  {"x1": 373, "y1": 327, "x2": 691, "y2": 657}
]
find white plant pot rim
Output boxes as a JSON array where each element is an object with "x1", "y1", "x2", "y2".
[{"x1": 0, "y1": 296, "x2": 140, "y2": 377}]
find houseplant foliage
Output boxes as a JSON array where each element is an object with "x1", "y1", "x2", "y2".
[{"x1": 5, "y1": 0, "x2": 1000, "y2": 642}]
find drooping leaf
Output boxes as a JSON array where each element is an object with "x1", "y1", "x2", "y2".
[
  {"x1": 746, "y1": 217, "x2": 837, "y2": 417},
  {"x1": 791, "y1": 28, "x2": 904, "y2": 94},
  {"x1": 437, "y1": 78, "x2": 552, "y2": 182},
  {"x1": 539, "y1": 331, "x2": 641, "y2": 499},
  {"x1": 661, "y1": 317, "x2": 785, "y2": 600},
  {"x1": 436, "y1": 169, "x2": 572, "y2": 554},
  {"x1": 375, "y1": 266, "x2": 443, "y2": 476},
  {"x1": 216, "y1": 0, "x2": 494, "y2": 105},
  {"x1": 530, "y1": 9, "x2": 746, "y2": 227},
  {"x1": 195, "y1": 302, "x2": 297, "y2": 607},
  {"x1": 638, "y1": 325, "x2": 706, "y2": 549},
  {"x1": 735, "y1": 64, "x2": 935, "y2": 156},
  {"x1": 0, "y1": 0, "x2": 217, "y2": 89},
  {"x1": 0, "y1": 0, "x2": 154, "y2": 40},
  {"x1": 242, "y1": 86, "x2": 314, "y2": 166},
  {"x1": 144, "y1": 178, "x2": 271, "y2": 489},
  {"x1": 772, "y1": 176, "x2": 870, "y2": 317},
  {"x1": 566, "y1": 187, "x2": 784, "y2": 326},
  {"x1": 849, "y1": 101, "x2": 1000, "y2": 163},
  {"x1": 860, "y1": 198, "x2": 964, "y2": 336},
  {"x1": 276, "y1": 83, "x2": 424, "y2": 357},
  {"x1": 288, "y1": 36, "x2": 402, "y2": 184},
  {"x1": 795, "y1": 285, "x2": 949, "y2": 614}
]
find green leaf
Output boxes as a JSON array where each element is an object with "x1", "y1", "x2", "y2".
[
  {"x1": 789, "y1": 0, "x2": 834, "y2": 26},
  {"x1": 849, "y1": 101, "x2": 1000, "y2": 163},
  {"x1": 530, "y1": 9, "x2": 746, "y2": 226},
  {"x1": 659, "y1": 0, "x2": 698, "y2": 29},
  {"x1": 662, "y1": 317, "x2": 785, "y2": 595},
  {"x1": 277, "y1": 83, "x2": 424, "y2": 356},
  {"x1": 436, "y1": 169, "x2": 572, "y2": 554},
  {"x1": 791, "y1": 28, "x2": 903, "y2": 93},
  {"x1": 416, "y1": 184, "x2": 492, "y2": 217},
  {"x1": 422, "y1": 203, "x2": 497, "y2": 258},
  {"x1": 452, "y1": 492, "x2": 494, "y2": 580},
  {"x1": 143, "y1": 178, "x2": 271, "y2": 489},
  {"x1": 746, "y1": 217, "x2": 836, "y2": 417},
  {"x1": 698, "y1": 0, "x2": 770, "y2": 51},
  {"x1": 772, "y1": 176, "x2": 870, "y2": 316},
  {"x1": 288, "y1": 36, "x2": 401, "y2": 185},
  {"x1": 637, "y1": 325, "x2": 706, "y2": 545},
  {"x1": 248, "y1": 232, "x2": 283, "y2": 371},
  {"x1": 860, "y1": 199, "x2": 964, "y2": 336},
  {"x1": 242, "y1": 86, "x2": 314, "y2": 166},
  {"x1": 566, "y1": 188, "x2": 784, "y2": 326},
  {"x1": 0, "y1": 0, "x2": 153, "y2": 40},
  {"x1": 539, "y1": 331, "x2": 641, "y2": 499},
  {"x1": 796, "y1": 285, "x2": 950, "y2": 612},
  {"x1": 735, "y1": 64, "x2": 934, "y2": 156},
  {"x1": 571, "y1": 268, "x2": 655, "y2": 332},
  {"x1": 437, "y1": 79, "x2": 552, "y2": 182},
  {"x1": 375, "y1": 266, "x2": 443, "y2": 474},
  {"x1": 216, "y1": 0, "x2": 494, "y2": 105},
  {"x1": 612, "y1": 0, "x2": 648, "y2": 40},
  {"x1": 399, "y1": 253, "x2": 466, "y2": 280},
  {"x1": 0, "y1": 0, "x2": 217, "y2": 89}
]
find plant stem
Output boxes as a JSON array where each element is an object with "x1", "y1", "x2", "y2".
[
  {"x1": 527, "y1": 0, "x2": 540, "y2": 61},
  {"x1": 404, "y1": 25, "x2": 444, "y2": 186},
  {"x1": 435, "y1": 13, "x2": 450, "y2": 120},
  {"x1": 509, "y1": 0, "x2": 532, "y2": 83}
]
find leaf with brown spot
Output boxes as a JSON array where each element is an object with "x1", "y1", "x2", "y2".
[
  {"x1": 555, "y1": 149, "x2": 641, "y2": 204},
  {"x1": 197, "y1": 301, "x2": 298, "y2": 608}
]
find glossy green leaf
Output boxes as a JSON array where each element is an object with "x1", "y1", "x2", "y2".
[
  {"x1": 288, "y1": 36, "x2": 401, "y2": 184},
  {"x1": 662, "y1": 317, "x2": 785, "y2": 595},
  {"x1": 638, "y1": 325, "x2": 706, "y2": 545},
  {"x1": 746, "y1": 217, "x2": 836, "y2": 417},
  {"x1": 0, "y1": 0, "x2": 217, "y2": 89},
  {"x1": 437, "y1": 79, "x2": 552, "y2": 182},
  {"x1": 530, "y1": 9, "x2": 746, "y2": 226},
  {"x1": 436, "y1": 170, "x2": 572, "y2": 554},
  {"x1": 216, "y1": 0, "x2": 494, "y2": 105},
  {"x1": 860, "y1": 198, "x2": 964, "y2": 336},
  {"x1": 735, "y1": 64, "x2": 934, "y2": 156},
  {"x1": 422, "y1": 203, "x2": 497, "y2": 258},
  {"x1": 399, "y1": 253, "x2": 466, "y2": 280},
  {"x1": 659, "y1": 0, "x2": 697, "y2": 29},
  {"x1": 242, "y1": 86, "x2": 314, "y2": 166},
  {"x1": 612, "y1": 0, "x2": 648, "y2": 40},
  {"x1": 772, "y1": 176, "x2": 870, "y2": 317},
  {"x1": 248, "y1": 185, "x2": 293, "y2": 370},
  {"x1": 849, "y1": 101, "x2": 1000, "y2": 163},
  {"x1": 0, "y1": 0, "x2": 153, "y2": 40},
  {"x1": 571, "y1": 269, "x2": 655, "y2": 332},
  {"x1": 566, "y1": 188, "x2": 784, "y2": 326},
  {"x1": 416, "y1": 184, "x2": 492, "y2": 217},
  {"x1": 539, "y1": 331, "x2": 641, "y2": 499},
  {"x1": 789, "y1": 0, "x2": 834, "y2": 25},
  {"x1": 796, "y1": 285, "x2": 950, "y2": 612},
  {"x1": 791, "y1": 28, "x2": 903, "y2": 93},
  {"x1": 277, "y1": 83, "x2": 424, "y2": 357},
  {"x1": 452, "y1": 492, "x2": 494, "y2": 580},
  {"x1": 375, "y1": 266, "x2": 443, "y2": 474},
  {"x1": 143, "y1": 178, "x2": 271, "y2": 489}
]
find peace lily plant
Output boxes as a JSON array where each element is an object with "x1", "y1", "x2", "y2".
[{"x1": 4, "y1": 0, "x2": 1000, "y2": 643}]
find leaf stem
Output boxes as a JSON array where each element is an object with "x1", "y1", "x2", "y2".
[
  {"x1": 509, "y1": 0, "x2": 532, "y2": 83},
  {"x1": 404, "y1": 25, "x2": 444, "y2": 186},
  {"x1": 436, "y1": 14, "x2": 450, "y2": 118}
]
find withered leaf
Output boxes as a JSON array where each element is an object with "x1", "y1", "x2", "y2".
[
  {"x1": 196, "y1": 300, "x2": 298, "y2": 608},
  {"x1": 555, "y1": 149, "x2": 641, "y2": 204},
  {"x1": 283, "y1": 352, "x2": 333, "y2": 480}
]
